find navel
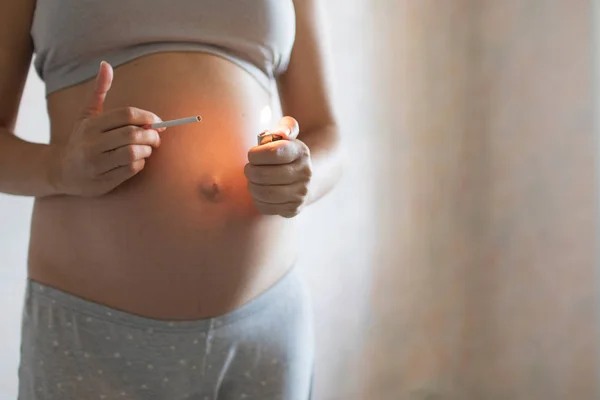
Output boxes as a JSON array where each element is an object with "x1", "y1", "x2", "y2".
[{"x1": 199, "y1": 178, "x2": 222, "y2": 202}]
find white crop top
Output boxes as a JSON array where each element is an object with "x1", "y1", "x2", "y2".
[{"x1": 30, "y1": 0, "x2": 297, "y2": 95}]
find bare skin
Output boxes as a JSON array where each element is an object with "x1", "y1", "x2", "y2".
[{"x1": 0, "y1": 0, "x2": 343, "y2": 320}]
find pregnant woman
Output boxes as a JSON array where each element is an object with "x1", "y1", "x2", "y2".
[{"x1": 0, "y1": 0, "x2": 343, "y2": 399}]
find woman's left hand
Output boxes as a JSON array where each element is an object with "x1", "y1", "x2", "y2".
[{"x1": 244, "y1": 116, "x2": 312, "y2": 218}]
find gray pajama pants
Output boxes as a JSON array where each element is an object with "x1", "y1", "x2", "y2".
[{"x1": 17, "y1": 267, "x2": 314, "y2": 400}]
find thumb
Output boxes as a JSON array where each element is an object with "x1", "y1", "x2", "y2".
[
  {"x1": 274, "y1": 116, "x2": 300, "y2": 140},
  {"x1": 81, "y1": 61, "x2": 113, "y2": 118}
]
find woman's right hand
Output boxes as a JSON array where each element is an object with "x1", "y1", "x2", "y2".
[{"x1": 54, "y1": 61, "x2": 165, "y2": 197}]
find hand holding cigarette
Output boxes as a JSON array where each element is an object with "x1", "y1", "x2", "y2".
[
  {"x1": 55, "y1": 60, "x2": 203, "y2": 198},
  {"x1": 245, "y1": 116, "x2": 313, "y2": 218},
  {"x1": 56, "y1": 61, "x2": 164, "y2": 197}
]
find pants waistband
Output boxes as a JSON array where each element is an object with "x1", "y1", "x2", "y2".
[{"x1": 25, "y1": 266, "x2": 305, "y2": 333}]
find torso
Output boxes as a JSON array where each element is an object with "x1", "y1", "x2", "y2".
[{"x1": 27, "y1": 52, "x2": 298, "y2": 320}]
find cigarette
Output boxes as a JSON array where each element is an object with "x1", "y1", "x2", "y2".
[{"x1": 149, "y1": 115, "x2": 202, "y2": 129}]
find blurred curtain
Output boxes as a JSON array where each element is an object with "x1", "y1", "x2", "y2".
[{"x1": 301, "y1": 1, "x2": 598, "y2": 399}]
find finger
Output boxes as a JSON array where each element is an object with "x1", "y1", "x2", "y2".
[
  {"x1": 96, "y1": 145, "x2": 152, "y2": 175},
  {"x1": 95, "y1": 126, "x2": 161, "y2": 152},
  {"x1": 247, "y1": 182, "x2": 308, "y2": 204},
  {"x1": 98, "y1": 159, "x2": 146, "y2": 186},
  {"x1": 252, "y1": 199, "x2": 302, "y2": 218},
  {"x1": 272, "y1": 116, "x2": 300, "y2": 140},
  {"x1": 80, "y1": 61, "x2": 113, "y2": 118},
  {"x1": 248, "y1": 140, "x2": 307, "y2": 166},
  {"x1": 86, "y1": 107, "x2": 163, "y2": 133},
  {"x1": 244, "y1": 159, "x2": 312, "y2": 185}
]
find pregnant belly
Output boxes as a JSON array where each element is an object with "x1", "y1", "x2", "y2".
[{"x1": 27, "y1": 52, "x2": 297, "y2": 319}]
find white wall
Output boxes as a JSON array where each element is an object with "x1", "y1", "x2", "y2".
[{"x1": 0, "y1": 64, "x2": 49, "y2": 399}]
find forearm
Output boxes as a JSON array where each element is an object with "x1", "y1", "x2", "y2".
[
  {"x1": 0, "y1": 129, "x2": 62, "y2": 197},
  {"x1": 300, "y1": 124, "x2": 345, "y2": 206}
]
